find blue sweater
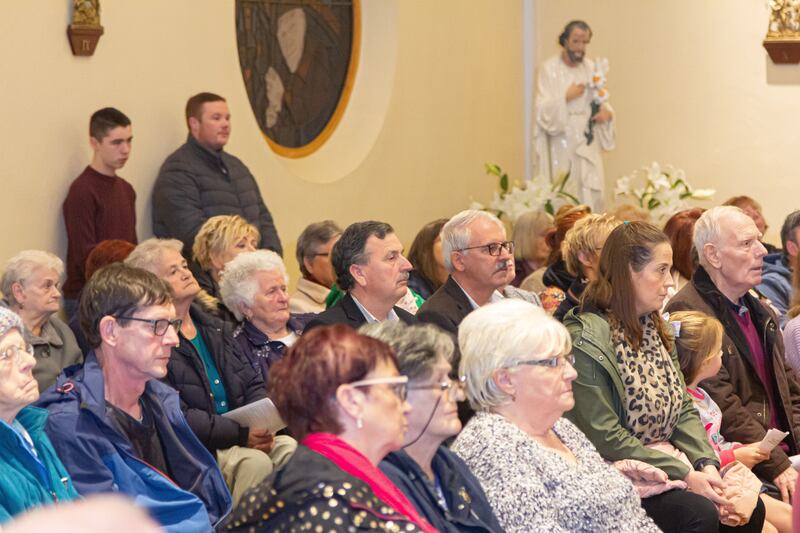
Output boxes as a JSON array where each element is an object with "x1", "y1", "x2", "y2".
[
  {"x1": 0, "y1": 406, "x2": 79, "y2": 523},
  {"x1": 757, "y1": 252, "x2": 792, "y2": 325}
]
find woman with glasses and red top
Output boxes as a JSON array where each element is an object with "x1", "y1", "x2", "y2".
[
  {"x1": 452, "y1": 299, "x2": 660, "y2": 533},
  {"x1": 225, "y1": 324, "x2": 437, "y2": 532},
  {"x1": 361, "y1": 321, "x2": 505, "y2": 533}
]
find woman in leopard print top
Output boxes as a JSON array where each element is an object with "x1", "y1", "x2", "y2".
[{"x1": 564, "y1": 221, "x2": 765, "y2": 533}]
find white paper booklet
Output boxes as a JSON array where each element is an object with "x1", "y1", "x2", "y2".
[
  {"x1": 222, "y1": 398, "x2": 286, "y2": 433},
  {"x1": 758, "y1": 428, "x2": 789, "y2": 453}
]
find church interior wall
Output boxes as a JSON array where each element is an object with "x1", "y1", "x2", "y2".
[
  {"x1": 1, "y1": 0, "x2": 525, "y2": 285},
  {"x1": 537, "y1": 0, "x2": 800, "y2": 243}
]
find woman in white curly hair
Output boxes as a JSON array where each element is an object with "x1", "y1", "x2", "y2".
[{"x1": 451, "y1": 298, "x2": 659, "y2": 533}]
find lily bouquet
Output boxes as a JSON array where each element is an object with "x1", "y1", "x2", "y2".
[
  {"x1": 615, "y1": 162, "x2": 715, "y2": 223},
  {"x1": 585, "y1": 57, "x2": 610, "y2": 145},
  {"x1": 471, "y1": 164, "x2": 578, "y2": 223}
]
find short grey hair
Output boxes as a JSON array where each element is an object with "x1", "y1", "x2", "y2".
[
  {"x1": 1, "y1": 250, "x2": 64, "y2": 305},
  {"x1": 219, "y1": 250, "x2": 288, "y2": 321},
  {"x1": 359, "y1": 321, "x2": 454, "y2": 381},
  {"x1": 124, "y1": 238, "x2": 183, "y2": 274},
  {"x1": 458, "y1": 298, "x2": 572, "y2": 411},
  {"x1": 441, "y1": 210, "x2": 505, "y2": 272},
  {"x1": 693, "y1": 206, "x2": 745, "y2": 268},
  {"x1": 295, "y1": 220, "x2": 342, "y2": 277}
]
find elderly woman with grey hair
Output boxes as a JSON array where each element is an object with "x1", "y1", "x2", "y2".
[
  {"x1": 1, "y1": 250, "x2": 82, "y2": 391},
  {"x1": 219, "y1": 250, "x2": 311, "y2": 384},
  {"x1": 360, "y1": 321, "x2": 504, "y2": 533},
  {"x1": 451, "y1": 299, "x2": 659, "y2": 533}
]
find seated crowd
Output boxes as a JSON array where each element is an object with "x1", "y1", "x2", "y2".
[{"x1": 4, "y1": 92, "x2": 800, "y2": 533}]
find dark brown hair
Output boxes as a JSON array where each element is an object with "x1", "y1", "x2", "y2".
[
  {"x1": 582, "y1": 221, "x2": 673, "y2": 350},
  {"x1": 80, "y1": 263, "x2": 173, "y2": 349},
  {"x1": 408, "y1": 218, "x2": 448, "y2": 292},
  {"x1": 663, "y1": 208, "x2": 704, "y2": 281},
  {"x1": 89, "y1": 107, "x2": 130, "y2": 140},
  {"x1": 269, "y1": 325, "x2": 399, "y2": 441},
  {"x1": 185, "y1": 92, "x2": 226, "y2": 128}
]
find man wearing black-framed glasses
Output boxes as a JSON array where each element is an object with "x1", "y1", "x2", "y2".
[
  {"x1": 37, "y1": 264, "x2": 231, "y2": 531},
  {"x1": 418, "y1": 210, "x2": 514, "y2": 336}
]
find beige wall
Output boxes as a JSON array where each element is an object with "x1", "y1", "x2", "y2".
[
  {"x1": 536, "y1": 1, "x2": 798, "y2": 244},
  {"x1": 1, "y1": 1, "x2": 524, "y2": 283}
]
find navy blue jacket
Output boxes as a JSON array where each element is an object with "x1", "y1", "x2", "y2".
[
  {"x1": 232, "y1": 314, "x2": 312, "y2": 385},
  {"x1": 37, "y1": 353, "x2": 231, "y2": 532},
  {"x1": 380, "y1": 448, "x2": 505, "y2": 533}
]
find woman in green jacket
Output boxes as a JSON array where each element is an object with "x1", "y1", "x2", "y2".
[
  {"x1": 0, "y1": 306, "x2": 78, "y2": 524},
  {"x1": 564, "y1": 221, "x2": 764, "y2": 533}
]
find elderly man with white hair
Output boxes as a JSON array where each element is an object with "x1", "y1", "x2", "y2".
[
  {"x1": 417, "y1": 210, "x2": 515, "y2": 335},
  {"x1": 666, "y1": 205, "x2": 800, "y2": 503}
]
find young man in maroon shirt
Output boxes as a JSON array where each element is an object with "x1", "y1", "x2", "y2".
[{"x1": 62, "y1": 108, "x2": 137, "y2": 319}]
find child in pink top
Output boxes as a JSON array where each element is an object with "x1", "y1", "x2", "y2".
[{"x1": 672, "y1": 310, "x2": 791, "y2": 533}]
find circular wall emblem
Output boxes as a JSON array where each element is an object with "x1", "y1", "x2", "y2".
[{"x1": 236, "y1": 0, "x2": 360, "y2": 158}]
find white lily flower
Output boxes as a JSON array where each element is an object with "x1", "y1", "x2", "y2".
[{"x1": 691, "y1": 188, "x2": 716, "y2": 200}]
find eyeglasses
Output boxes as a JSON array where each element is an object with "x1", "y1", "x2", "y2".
[
  {"x1": 512, "y1": 353, "x2": 575, "y2": 369},
  {"x1": 409, "y1": 377, "x2": 465, "y2": 402},
  {"x1": 0, "y1": 344, "x2": 33, "y2": 365},
  {"x1": 457, "y1": 241, "x2": 515, "y2": 256},
  {"x1": 313, "y1": 252, "x2": 331, "y2": 257},
  {"x1": 348, "y1": 376, "x2": 409, "y2": 401},
  {"x1": 113, "y1": 316, "x2": 183, "y2": 336}
]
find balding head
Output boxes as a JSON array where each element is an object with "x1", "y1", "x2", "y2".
[{"x1": 694, "y1": 206, "x2": 767, "y2": 300}]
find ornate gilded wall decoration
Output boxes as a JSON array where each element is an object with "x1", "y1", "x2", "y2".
[
  {"x1": 67, "y1": 0, "x2": 104, "y2": 56},
  {"x1": 764, "y1": 0, "x2": 800, "y2": 63},
  {"x1": 236, "y1": 0, "x2": 360, "y2": 158}
]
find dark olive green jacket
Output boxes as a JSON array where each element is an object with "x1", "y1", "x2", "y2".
[{"x1": 563, "y1": 309, "x2": 717, "y2": 480}]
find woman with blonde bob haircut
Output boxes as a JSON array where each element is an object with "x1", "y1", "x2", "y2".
[
  {"x1": 452, "y1": 299, "x2": 659, "y2": 533},
  {"x1": 191, "y1": 215, "x2": 260, "y2": 298}
]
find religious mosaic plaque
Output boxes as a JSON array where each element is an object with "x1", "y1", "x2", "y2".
[{"x1": 236, "y1": 0, "x2": 360, "y2": 158}]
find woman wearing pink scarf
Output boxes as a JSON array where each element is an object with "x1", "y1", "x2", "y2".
[{"x1": 225, "y1": 324, "x2": 437, "y2": 532}]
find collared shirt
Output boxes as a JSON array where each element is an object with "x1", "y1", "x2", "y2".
[
  {"x1": 351, "y1": 294, "x2": 399, "y2": 323},
  {"x1": 451, "y1": 279, "x2": 504, "y2": 310}
]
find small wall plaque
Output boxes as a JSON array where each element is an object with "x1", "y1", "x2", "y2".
[
  {"x1": 764, "y1": 0, "x2": 800, "y2": 64},
  {"x1": 67, "y1": 0, "x2": 103, "y2": 56}
]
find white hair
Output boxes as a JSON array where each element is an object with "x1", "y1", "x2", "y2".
[
  {"x1": 219, "y1": 250, "x2": 288, "y2": 321},
  {"x1": 124, "y1": 238, "x2": 183, "y2": 274},
  {"x1": 458, "y1": 298, "x2": 572, "y2": 411},
  {"x1": 693, "y1": 206, "x2": 745, "y2": 268},
  {"x1": 441, "y1": 210, "x2": 505, "y2": 272},
  {"x1": 1, "y1": 250, "x2": 64, "y2": 305}
]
